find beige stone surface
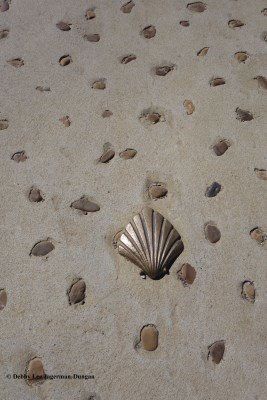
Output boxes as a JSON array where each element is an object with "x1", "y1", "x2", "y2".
[{"x1": 0, "y1": 0, "x2": 267, "y2": 399}]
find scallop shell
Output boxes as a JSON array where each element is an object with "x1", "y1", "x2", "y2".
[{"x1": 117, "y1": 207, "x2": 184, "y2": 279}]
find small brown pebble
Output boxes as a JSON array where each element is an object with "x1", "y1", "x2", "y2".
[
  {"x1": 71, "y1": 196, "x2": 100, "y2": 214},
  {"x1": 121, "y1": 1, "x2": 135, "y2": 14},
  {"x1": 213, "y1": 140, "x2": 229, "y2": 156},
  {"x1": 56, "y1": 21, "x2": 71, "y2": 31},
  {"x1": 84, "y1": 34, "x2": 100, "y2": 42},
  {"x1": 242, "y1": 281, "x2": 255, "y2": 303},
  {"x1": 178, "y1": 263, "x2": 196, "y2": 285},
  {"x1": 155, "y1": 65, "x2": 173, "y2": 76},
  {"x1": 59, "y1": 115, "x2": 70, "y2": 127},
  {"x1": 208, "y1": 341, "x2": 225, "y2": 364},
  {"x1": 119, "y1": 148, "x2": 137, "y2": 160},
  {"x1": 121, "y1": 54, "x2": 136, "y2": 64},
  {"x1": 7, "y1": 58, "x2": 24, "y2": 68},
  {"x1": 11, "y1": 151, "x2": 27, "y2": 162},
  {"x1": 68, "y1": 279, "x2": 86, "y2": 305},
  {"x1": 0, "y1": 1, "x2": 9, "y2": 12},
  {"x1": 85, "y1": 9, "x2": 95, "y2": 19},
  {"x1": 197, "y1": 47, "x2": 209, "y2": 56},
  {"x1": 36, "y1": 86, "x2": 50, "y2": 92},
  {"x1": 0, "y1": 29, "x2": 9, "y2": 39},
  {"x1": 262, "y1": 31, "x2": 267, "y2": 42},
  {"x1": 99, "y1": 149, "x2": 115, "y2": 163},
  {"x1": 0, "y1": 289, "x2": 7, "y2": 310},
  {"x1": 262, "y1": 8, "x2": 267, "y2": 16},
  {"x1": 92, "y1": 80, "x2": 106, "y2": 90},
  {"x1": 234, "y1": 51, "x2": 248, "y2": 63},
  {"x1": 210, "y1": 78, "x2": 225, "y2": 87},
  {"x1": 180, "y1": 20, "x2": 190, "y2": 27},
  {"x1": 228, "y1": 19, "x2": 244, "y2": 28},
  {"x1": 236, "y1": 108, "x2": 253, "y2": 122},
  {"x1": 142, "y1": 25, "x2": 156, "y2": 39},
  {"x1": 112, "y1": 229, "x2": 123, "y2": 248},
  {"x1": 148, "y1": 183, "x2": 168, "y2": 200},
  {"x1": 0, "y1": 119, "x2": 9, "y2": 130},
  {"x1": 30, "y1": 240, "x2": 55, "y2": 257},
  {"x1": 254, "y1": 168, "x2": 267, "y2": 180},
  {"x1": 102, "y1": 110, "x2": 113, "y2": 118},
  {"x1": 183, "y1": 100, "x2": 195, "y2": 115},
  {"x1": 187, "y1": 2, "x2": 206, "y2": 12},
  {"x1": 29, "y1": 187, "x2": 44, "y2": 203},
  {"x1": 254, "y1": 76, "x2": 267, "y2": 90},
  {"x1": 140, "y1": 325, "x2": 158, "y2": 351},
  {"x1": 205, "y1": 182, "x2": 221, "y2": 197},
  {"x1": 59, "y1": 55, "x2": 72, "y2": 66},
  {"x1": 26, "y1": 358, "x2": 45, "y2": 386},
  {"x1": 250, "y1": 227, "x2": 266, "y2": 244},
  {"x1": 204, "y1": 223, "x2": 221, "y2": 243},
  {"x1": 142, "y1": 112, "x2": 161, "y2": 124}
]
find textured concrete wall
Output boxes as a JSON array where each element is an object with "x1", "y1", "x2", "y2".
[{"x1": 0, "y1": 1, "x2": 266, "y2": 399}]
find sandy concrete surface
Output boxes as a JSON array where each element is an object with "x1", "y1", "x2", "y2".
[{"x1": 0, "y1": 0, "x2": 267, "y2": 399}]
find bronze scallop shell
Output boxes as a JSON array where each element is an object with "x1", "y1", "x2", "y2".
[{"x1": 117, "y1": 207, "x2": 184, "y2": 279}]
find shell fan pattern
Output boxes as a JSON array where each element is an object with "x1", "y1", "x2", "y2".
[{"x1": 118, "y1": 207, "x2": 184, "y2": 279}]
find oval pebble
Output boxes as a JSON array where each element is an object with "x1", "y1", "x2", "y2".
[
  {"x1": 121, "y1": 54, "x2": 136, "y2": 64},
  {"x1": 228, "y1": 20, "x2": 244, "y2": 28},
  {"x1": 29, "y1": 187, "x2": 44, "y2": 203},
  {"x1": 92, "y1": 80, "x2": 106, "y2": 90},
  {"x1": 140, "y1": 325, "x2": 158, "y2": 351},
  {"x1": 85, "y1": 9, "x2": 96, "y2": 19},
  {"x1": 56, "y1": 21, "x2": 71, "y2": 31},
  {"x1": 68, "y1": 279, "x2": 86, "y2": 305},
  {"x1": 197, "y1": 47, "x2": 209, "y2": 56},
  {"x1": 187, "y1": 2, "x2": 206, "y2": 12},
  {"x1": 121, "y1": 1, "x2": 135, "y2": 14},
  {"x1": 254, "y1": 76, "x2": 267, "y2": 90},
  {"x1": 155, "y1": 65, "x2": 173, "y2": 76},
  {"x1": 180, "y1": 20, "x2": 190, "y2": 27},
  {"x1": 178, "y1": 263, "x2": 196, "y2": 285},
  {"x1": 236, "y1": 108, "x2": 253, "y2": 122},
  {"x1": 254, "y1": 168, "x2": 267, "y2": 180},
  {"x1": 148, "y1": 183, "x2": 168, "y2": 199},
  {"x1": 11, "y1": 151, "x2": 27, "y2": 162},
  {"x1": 208, "y1": 341, "x2": 225, "y2": 364},
  {"x1": 99, "y1": 148, "x2": 115, "y2": 163},
  {"x1": 213, "y1": 140, "x2": 230, "y2": 156},
  {"x1": 71, "y1": 196, "x2": 100, "y2": 214},
  {"x1": 210, "y1": 77, "x2": 225, "y2": 87},
  {"x1": 59, "y1": 115, "x2": 70, "y2": 127},
  {"x1": 84, "y1": 34, "x2": 100, "y2": 42},
  {"x1": 7, "y1": 58, "x2": 24, "y2": 67},
  {"x1": 183, "y1": 100, "x2": 195, "y2": 115},
  {"x1": 26, "y1": 358, "x2": 45, "y2": 386},
  {"x1": 0, "y1": 29, "x2": 9, "y2": 39},
  {"x1": 142, "y1": 25, "x2": 156, "y2": 39},
  {"x1": 102, "y1": 110, "x2": 113, "y2": 118},
  {"x1": 205, "y1": 182, "x2": 221, "y2": 197},
  {"x1": 30, "y1": 240, "x2": 55, "y2": 257},
  {"x1": 204, "y1": 223, "x2": 221, "y2": 243},
  {"x1": 234, "y1": 52, "x2": 248, "y2": 63},
  {"x1": 250, "y1": 227, "x2": 266, "y2": 244},
  {"x1": 0, "y1": 289, "x2": 7, "y2": 310},
  {"x1": 119, "y1": 148, "x2": 137, "y2": 160},
  {"x1": 59, "y1": 55, "x2": 72, "y2": 66},
  {"x1": 242, "y1": 281, "x2": 255, "y2": 303},
  {"x1": 0, "y1": 119, "x2": 9, "y2": 130}
]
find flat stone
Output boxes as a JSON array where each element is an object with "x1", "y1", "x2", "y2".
[
  {"x1": 242, "y1": 281, "x2": 255, "y2": 303},
  {"x1": 141, "y1": 325, "x2": 158, "y2": 351},
  {"x1": 204, "y1": 223, "x2": 221, "y2": 243},
  {"x1": 205, "y1": 182, "x2": 221, "y2": 197},
  {"x1": 71, "y1": 196, "x2": 100, "y2": 213},
  {"x1": 208, "y1": 341, "x2": 225, "y2": 364},
  {"x1": 0, "y1": 289, "x2": 7, "y2": 310},
  {"x1": 31, "y1": 240, "x2": 55, "y2": 257},
  {"x1": 26, "y1": 358, "x2": 45, "y2": 385},
  {"x1": 178, "y1": 263, "x2": 196, "y2": 285},
  {"x1": 68, "y1": 279, "x2": 86, "y2": 305}
]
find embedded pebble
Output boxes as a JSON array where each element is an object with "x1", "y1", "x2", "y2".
[
  {"x1": 98, "y1": 143, "x2": 115, "y2": 163},
  {"x1": 262, "y1": 8, "x2": 267, "y2": 16},
  {"x1": 205, "y1": 182, "x2": 221, "y2": 197},
  {"x1": 0, "y1": 29, "x2": 9, "y2": 39},
  {"x1": 0, "y1": 119, "x2": 9, "y2": 130},
  {"x1": 140, "y1": 111, "x2": 163, "y2": 124},
  {"x1": 7, "y1": 58, "x2": 24, "y2": 67},
  {"x1": 242, "y1": 281, "x2": 255, "y2": 303},
  {"x1": 0, "y1": 289, "x2": 7, "y2": 310},
  {"x1": 210, "y1": 77, "x2": 225, "y2": 87},
  {"x1": 140, "y1": 325, "x2": 158, "y2": 351},
  {"x1": 250, "y1": 227, "x2": 266, "y2": 244},
  {"x1": 56, "y1": 21, "x2": 71, "y2": 31},
  {"x1": 234, "y1": 52, "x2": 248, "y2": 63},
  {"x1": 71, "y1": 196, "x2": 100, "y2": 214},
  {"x1": 119, "y1": 148, "x2": 137, "y2": 160},
  {"x1": 30, "y1": 240, "x2": 55, "y2": 257},
  {"x1": 155, "y1": 65, "x2": 173, "y2": 76},
  {"x1": 85, "y1": 9, "x2": 96, "y2": 19},
  {"x1": 261, "y1": 31, "x2": 267, "y2": 42},
  {"x1": 11, "y1": 151, "x2": 27, "y2": 162},
  {"x1": 204, "y1": 223, "x2": 221, "y2": 243},
  {"x1": 0, "y1": 1, "x2": 9, "y2": 12},
  {"x1": 102, "y1": 110, "x2": 113, "y2": 118},
  {"x1": 84, "y1": 34, "x2": 100, "y2": 42},
  {"x1": 236, "y1": 108, "x2": 253, "y2": 122},
  {"x1": 254, "y1": 76, "x2": 267, "y2": 90},
  {"x1": 121, "y1": 54, "x2": 136, "y2": 64},
  {"x1": 142, "y1": 25, "x2": 156, "y2": 39},
  {"x1": 59, "y1": 55, "x2": 72, "y2": 66},
  {"x1": 187, "y1": 2, "x2": 206, "y2": 12},
  {"x1": 178, "y1": 263, "x2": 196, "y2": 285},
  {"x1": 36, "y1": 86, "x2": 50, "y2": 92},
  {"x1": 183, "y1": 100, "x2": 195, "y2": 115},
  {"x1": 29, "y1": 187, "x2": 44, "y2": 203},
  {"x1": 68, "y1": 279, "x2": 86, "y2": 305},
  {"x1": 121, "y1": 1, "x2": 135, "y2": 14},
  {"x1": 197, "y1": 47, "x2": 209, "y2": 56},
  {"x1": 148, "y1": 183, "x2": 168, "y2": 200},
  {"x1": 208, "y1": 341, "x2": 225, "y2": 364},
  {"x1": 26, "y1": 358, "x2": 45, "y2": 386},
  {"x1": 92, "y1": 80, "x2": 106, "y2": 90},
  {"x1": 254, "y1": 168, "x2": 267, "y2": 180},
  {"x1": 213, "y1": 140, "x2": 230, "y2": 156},
  {"x1": 180, "y1": 20, "x2": 190, "y2": 27},
  {"x1": 59, "y1": 115, "x2": 71, "y2": 127},
  {"x1": 228, "y1": 20, "x2": 244, "y2": 28}
]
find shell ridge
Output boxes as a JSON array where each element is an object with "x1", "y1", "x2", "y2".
[
  {"x1": 158, "y1": 223, "x2": 174, "y2": 267},
  {"x1": 118, "y1": 242, "x2": 144, "y2": 271},
  {"x1": 130, "y1": 219, "x2": 150, "y2": 266},
  {"x1": 155, "y1": 212, "x2": 164, "y2": 270},
  {"x1": 123, "y1": 229, "x2": 149, "y2": 268},
  {"x1": 160, "y1": 228, "x2": 180, "y2": 265},
  {"x1": 161, "y1": 236, "x2": 182, "y2": 268},
  {"x1": 139, "y1": 211, "x2": 153, "y2": 273}
]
